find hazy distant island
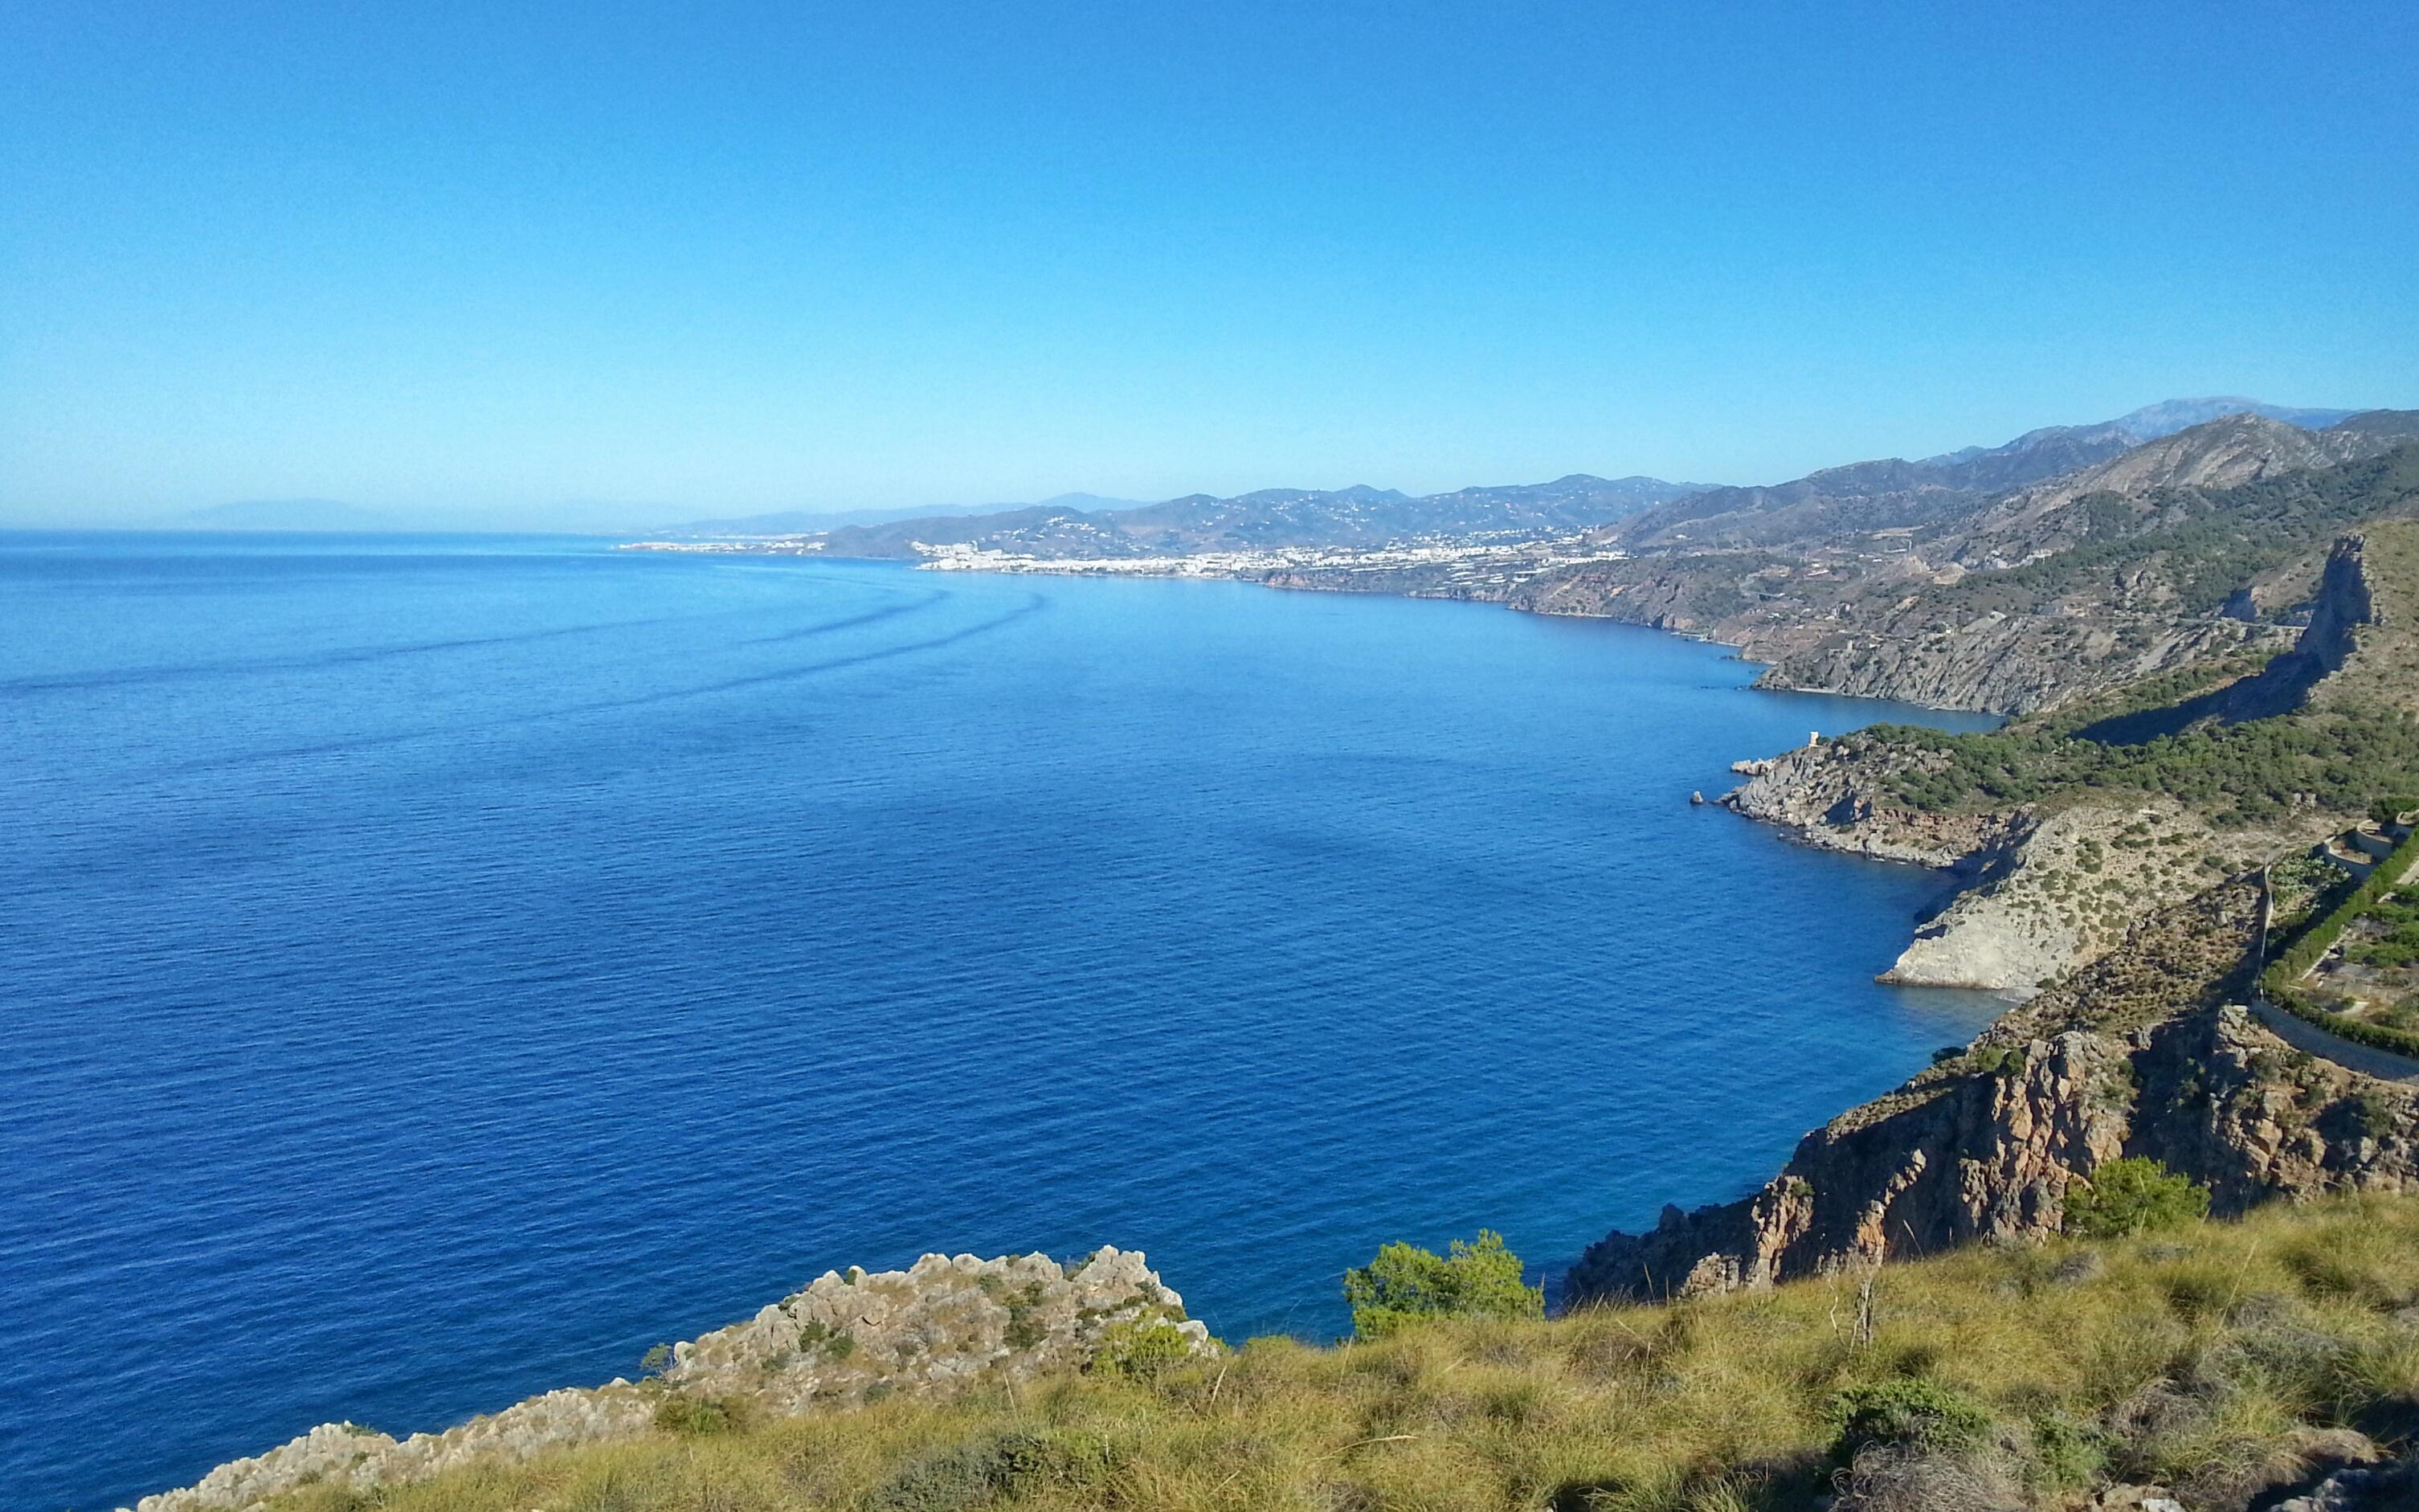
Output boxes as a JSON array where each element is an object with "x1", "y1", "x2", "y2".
[{"x1": 182, "y1": 499, "x2": 410, "y2": 533}]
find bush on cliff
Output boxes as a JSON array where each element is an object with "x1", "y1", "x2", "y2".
[
  {"x1": 1087, "y1": 1319, "x2": 1195, "y2": 1379},
  {"x1": 1825, "y1": 1377, "x2": 1996, "y2": 1461},
  {"x1": 2061, "y1": 1157, "x2": 2210, "y2": 1238},
  {"x1": 650, "y1": 1392, "x2": 743, "y2": 1436},
  {"x1": 1342, "y1": 1228, "x2": 1544, "y2": 1338}
]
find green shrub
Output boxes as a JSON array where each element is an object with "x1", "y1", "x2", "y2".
[
  {"x1": 1342, "y1": 1229, "x2": 1544, "y2": 1338},
  {"x1": 1002, "y1": 1282, "x2": 1048, "y2": 1351},
  {"x1": 1090, "y1": 1318, "x2": 1195, "y2": 1378},
  {"x1": 2063, "y1": 1158, "x2": 2210, "y2": 1238},
  {"x1": 2352, "y1": 1087, "x2": 2402, "y2": 1140},
  {"x1": 795, "y1": 1318, "x2": 856, "y2": 1362},
  {"x1": 1972, "y1": 1045, "x2": 2029, "y2": 1077},
  {"x1": 651, "y1": 1392, "x2": 742, "y2": 1436},
  {"x1": 1824, "y1": 1377, "x2": 1994, "y2": 1461},
  {"x1": 872, "y1": 1429, "x2": 1113, "y2": 1512},
  {"x1": 2029, "y1": 1412, "x2": 2110, "y2": 1490}
]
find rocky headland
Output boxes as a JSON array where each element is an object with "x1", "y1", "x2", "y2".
[
  {"x1": 134, "y1": 1247, "x2": 1209, "y2": 1512},
  {"x1": 1714, "y1": 531, "x2": 2399, "y2": 992}
]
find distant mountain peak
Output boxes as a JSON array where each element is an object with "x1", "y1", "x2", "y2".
[
  {"x1": 1028, "y1": 492, "x2": 1143, "y2": 513},
  {"x1": 2110, "y1": 397, "x2": 2359, "y2": 439}
]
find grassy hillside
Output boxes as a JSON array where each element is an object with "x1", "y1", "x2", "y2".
[{"x1": 259, "y1": 1196, "x2": 2419, "y2": 1512}]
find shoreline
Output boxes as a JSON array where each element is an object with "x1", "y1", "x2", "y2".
[
  {"x1": 635, "y1": 542, "x2": 2036, "y2": 983},
  {"x1": 631, "y1": 540, "x2": 1988, "y2": 714}
]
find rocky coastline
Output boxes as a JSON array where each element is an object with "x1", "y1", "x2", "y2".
[
  {"x1": 1567, "y1": 881, "x2": 2419, "y2": 1306},
  {"x1": 138, "y1": 480, "x2": 2419, "y2": 1510},
  {"x1": 1711, "y1": 535, "x2": 2383, "y2": 991}
]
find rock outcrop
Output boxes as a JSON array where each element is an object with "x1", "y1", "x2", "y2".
[
  {"x1": 132, "y1": 1246, "x2": 1209, "y2": 1512},
  {"x1": 1751, "y1": 607, "x2": 2283, "y2": 717},
  {"x1": 2214, "y1": 533, "x2": 2376, "y2": 721},
  {"x1": 1567, "y1": 883, "x2": 2419, "y2": 1303},
  {"x1": 667, "y1": 1246, "x2": 1209, "y2": 1408},
  {"x1": 1721, "y1": 740, "x2": 2027, "y2": 868}
]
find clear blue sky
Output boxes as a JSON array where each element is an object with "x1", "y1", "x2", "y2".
[{"x1": 4, "y1": 2, "x2": 2415, "y2": 529}]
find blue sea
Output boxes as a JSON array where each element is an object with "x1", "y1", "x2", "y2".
[{"x1": 2, "y1": 533, "x2": 2000, "y2": 1510}]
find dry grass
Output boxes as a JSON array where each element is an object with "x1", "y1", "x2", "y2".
[{"x1": 267, "y1": 1195, "x2": 2419, "y2": 1512}]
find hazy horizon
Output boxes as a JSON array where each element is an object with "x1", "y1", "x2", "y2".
[{"x1": 6, "y1": 2, "x2": 2416, "y2": 533}]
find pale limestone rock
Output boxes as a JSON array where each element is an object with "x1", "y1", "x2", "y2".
[{"x1": 131, "y1": 1245, "x2": 1207, "y2": 1511}]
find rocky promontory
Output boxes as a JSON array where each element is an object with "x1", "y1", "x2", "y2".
[
  {"x1": 133, "y1": 1246, "x2": 1210, "y2": 1512},
  {"x1": 1720, "y1": 739, "x2": 2027, "y2": 869},
  {"x1": 1717, "y1": 531, "x2": 2388, "y2": 991}
]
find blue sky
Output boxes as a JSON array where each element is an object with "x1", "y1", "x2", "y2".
[{"x1": 4, "y1": 2, "x2": 2415, "y2": 529}]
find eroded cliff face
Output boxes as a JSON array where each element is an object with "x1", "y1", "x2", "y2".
[
  {"x1": 1566, "y1": 884, "x2": 2419, "y2": 1305},
  {"x1": 2226, "y1": 533, "x2": 2378, "y2": 721},
  {"x1": 1751, "y1": 609, "x2": 2283, "y2": 717}
]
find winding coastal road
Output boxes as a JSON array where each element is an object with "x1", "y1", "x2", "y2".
[{"x1": 2247, "y1": 1000, "x2": 2419, "y2": 1084}]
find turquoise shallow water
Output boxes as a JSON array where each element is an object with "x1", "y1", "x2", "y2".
[{"x1": 0, "y1": 533, "x2": 2000, "y2": 1510}]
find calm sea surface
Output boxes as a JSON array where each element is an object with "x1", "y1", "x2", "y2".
[{"x1": 2, "y1": 533, "x2": 2000, "y2": 1509}]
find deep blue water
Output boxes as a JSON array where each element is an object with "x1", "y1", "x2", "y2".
[{"x1": 2, "y1": 532, "x2": 2001, "y2": 1510}]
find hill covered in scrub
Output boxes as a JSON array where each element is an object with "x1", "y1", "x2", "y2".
[
  {"x1": 177, "y1": 1197, "x2": 2419, "y2": 1512},
  {"x1": 1723, "y1": 519, "x2": 2419, "y2": 991}
]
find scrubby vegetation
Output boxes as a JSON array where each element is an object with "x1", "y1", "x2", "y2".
[
  {"x1": 1939, "y1": 443, "x2": 2419, "y2": 620},
  {"x1": 2059, "y1": 1157, "x2": 2210, "y2": 1239},
  {"x1": 2348, "y1": 897, "x2": 2419, "y2": 972},
  {"x1": 1343, "y1": 1230, "x2": 1546, "y2": 1339},
  {"x1": 1865, "y1": 701, "x2": 2419, "y2": 827},
  {"x1": 1848, "y1": 505, "x2": 2419, "y2": 828},
  {"x1": 256, "y1": 1196, "x2": 2419, "y2": 1512}
]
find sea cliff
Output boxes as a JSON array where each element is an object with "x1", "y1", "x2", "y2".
[{"x1": 1567, "y1": 881, "x2": 2419, "y2": 1305}]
